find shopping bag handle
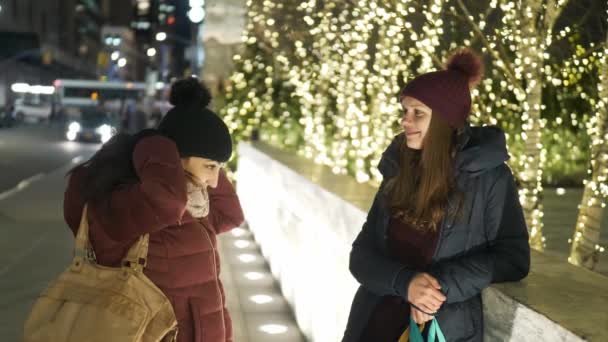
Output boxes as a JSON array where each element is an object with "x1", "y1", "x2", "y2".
[
  {"x1": 409, "y1": 318, "x2": 446, "y2": 342},
  {"x1": 428, "y1": 318, "x2": 446, "y2": 342}
]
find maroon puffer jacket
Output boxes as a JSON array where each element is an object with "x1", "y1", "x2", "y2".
[{"x1": 63, "y1": 135, "x2": 245, "y2": 342}]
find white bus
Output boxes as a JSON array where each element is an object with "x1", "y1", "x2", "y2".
[{"x1": 53, "y1": 79, "x2": 146, "y2": 118}]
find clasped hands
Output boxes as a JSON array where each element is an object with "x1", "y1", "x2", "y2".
[{"x1": 408, "y1": 273, "x2": 446, "y2": 324}]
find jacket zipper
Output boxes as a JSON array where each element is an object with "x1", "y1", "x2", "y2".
[
  {"x1": 432, "y1": 220, "x2": 445, "y2": 262},
  {"x1": 200, "y1": 224, "x2": 226, "y2": 327}
]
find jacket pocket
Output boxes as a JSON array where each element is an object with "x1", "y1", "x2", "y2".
[
  {"x1": 435, "y1": 300, "x2": 476, "y2": 341},
  {"x1": 439, "y1": 222, "x2": 472, "y2": 258}
]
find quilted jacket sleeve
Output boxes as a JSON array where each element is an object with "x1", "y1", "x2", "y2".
[
  {"x1": 91, "y1": 135, "x2": 188, "y2": 242},
  {"x1": 207, "y1": 170, "x2": 245, "y2": 234},
  {"x1": 349, "y1": 188, "x2": 418, "y2": 300},
  {"x1": 428, "y1": 165, "x2": 530, "y2": 304}
]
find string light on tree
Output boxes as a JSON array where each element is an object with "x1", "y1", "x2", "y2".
[{"x1": 569, "y1": 7, "x2": 608, "y2": 270}]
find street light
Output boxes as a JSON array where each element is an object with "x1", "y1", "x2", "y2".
[
  {"x1": 111, "y1": 51, "x2": 120, "y2": 61},
  {"x1": 188, "y1": 0, "x2": 205, "y2": 23},
  {"x1": 117, "y1": 58, "x2": 127, "y2": 68},
  {"x1": 137, "y1": 1, "x2": 150, "y2": 11},
  {"x1": 155, "y1": 32, "x2": 167, "y2": 41},
  {"x1": 187, "y1": 0, "x2": 205, "y2": 77},
  {"x1": 187, "y1": 7, "x2": 205, "y2": 23},
  {"x1": 147, "y1": 47, "x2": 157, "y2": 57}
]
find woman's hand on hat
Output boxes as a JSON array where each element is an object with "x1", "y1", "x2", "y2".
[{"x1": 407, "y1": 272, "x2": 446, "y2": 315}]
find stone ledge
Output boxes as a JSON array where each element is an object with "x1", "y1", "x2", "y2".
[{"x1": 486, "y1": 250, "x2": 608, "y2": 341}]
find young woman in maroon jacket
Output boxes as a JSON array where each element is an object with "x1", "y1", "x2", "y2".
[{"x1": 64, "y1": 78, "x2": 244, "y2": 342}]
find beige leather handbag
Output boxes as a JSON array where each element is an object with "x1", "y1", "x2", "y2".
[{"x1": 23, "y1": 205, "x2": 178, "y2": 342}]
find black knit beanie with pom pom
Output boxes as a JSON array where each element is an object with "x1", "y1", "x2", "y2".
[
  {"x1": 157, "y1": 77, "x2": 232, "y2": 162},
  {"x1": 400, "y1": 48, "x2": 484, "y2": 128}
]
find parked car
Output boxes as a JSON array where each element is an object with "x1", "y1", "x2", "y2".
[{"x1": 14, "y1": 96, "x2": 52, "y2": 123}]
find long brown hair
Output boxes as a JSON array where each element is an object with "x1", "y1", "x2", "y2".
[{"x1": 385, "y1": 113, "x2": 461, "y2": 232}]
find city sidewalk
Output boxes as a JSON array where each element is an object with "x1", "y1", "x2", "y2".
[
  {"x1": 0, "y1": 154, "x2": 305, "y2": 342},
  {"x1": 219, "y1": 227, "x2": 305, "y2": 342}
]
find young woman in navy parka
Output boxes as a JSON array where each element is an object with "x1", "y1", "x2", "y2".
[{"x1": 342, "y1": 49, "x2": 531, "y2": 342}]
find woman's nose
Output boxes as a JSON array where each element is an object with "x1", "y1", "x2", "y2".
[
  {"x1": 401, "y1": 114, "x2": 413, "y2": 126},
  {"x1": 208, "y1": 170, "x2": 220, "y2": 188}
]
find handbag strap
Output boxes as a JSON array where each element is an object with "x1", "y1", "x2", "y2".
[
  {"x1": 73, "y1": 204, "x2": 94, "y2": 265},
  {"x1": 122, "y1": 231, "x2": 150, "y2": 272},
  {"x1": 73, "y1": 204, "x2": 150, "y2": 272}
]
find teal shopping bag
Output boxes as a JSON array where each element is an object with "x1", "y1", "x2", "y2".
[{"x1": 409, "y1": 317, "x2": 446, "y2": 342}]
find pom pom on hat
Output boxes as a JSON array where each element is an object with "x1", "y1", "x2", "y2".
[
  {"x1": 445, "y1": 48, "x2": 484, "y2": 88},
  {"x1": 169, "y1": 77, "x2": 212, "y2": 107}
]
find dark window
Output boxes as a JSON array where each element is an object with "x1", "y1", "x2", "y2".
[
  {"x1": 41, "y1": 13, "x2": 47, "y2": 37},
  {"x1": 0, "y1": 32, "x2": 40, "y2": 59},
  {"x1": 58, "y1": 1, "x2": 67, "y2": 50},
  {"x1": 28, "y1": 0, "x2": 34, "y2": 27},
  {"x1": 63, "y1": 87, "x2": 143, "y2": 101},
  {"x1": 80, "y1": 110, "x2": 109, "y2": 126}
]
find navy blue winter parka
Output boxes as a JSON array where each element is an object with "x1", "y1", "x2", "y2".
[{"x1": 343, "y1": 124, "x2": 531, "y2": 342}]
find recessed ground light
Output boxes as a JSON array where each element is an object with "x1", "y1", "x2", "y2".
[
  {"x1": 250, "y1": 294, "x2": 273, "y2": 304},
  {"x1": 259, "y1": 324, "x2": 288, "y2": 335},
  {"x1": 234, "y1": 240, "x2": 251, "y2": 249},
  {"x1": 244, "y1": 272, "x2": 264, "y2": 280},
  {"x1": 232, "y1": 228, "x2": 247, "y2": 237},
  {"x1": 238, "y1": 254, "x2": 256, "y2": 263}
]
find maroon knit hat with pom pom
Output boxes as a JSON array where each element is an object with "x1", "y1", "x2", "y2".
[{"x1": 400, "y1": 48, "x2": 484, "y2": 128}]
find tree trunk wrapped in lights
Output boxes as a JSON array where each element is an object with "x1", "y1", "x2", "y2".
[
  {"x1": 294, "y1": 1, "x2": 354, "y2": 170},
  {"x1": 512, "y1": 0, "x2": 569, "y2": 251},
  {"x1": 221, "y1": 0, "x2": 274, "y2": 147},
  {"x1": 570, "y1": 39, "x2": 608, "y2": 270},
  {"x1": 366, "y1": 3, "x2": 410, "y2": 185},
  {"x1": 365, "y1": 0, "x2": 448, "y2": 184},
  {"x1": 221, "y1": 0, "x2": 307, "y2": 154},
  {"x1": 455, "y1": 0, "x2": 569, "y2": 250}
]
